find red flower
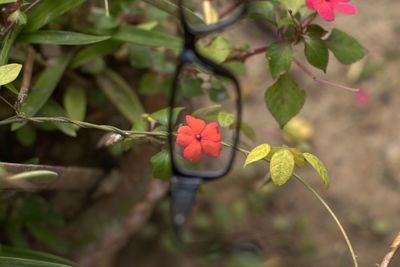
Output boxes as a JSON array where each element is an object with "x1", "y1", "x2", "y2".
[
  {"x1": 176, "y1": 115, "x2": 222, "y2": 162},
  {"x1": 306, "y1": 0, "x2": 357, "y2": 22}
]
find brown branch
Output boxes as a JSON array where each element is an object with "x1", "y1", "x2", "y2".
[
  {"x1": 380, "y1": 232, "x2": 400, "y2": 267},
  {"x1": 15, "y1": 45, "x2": 35, "y2": 112},
  {"x1": 77, "y1": 180, "x2": 169, "y2": 267}
]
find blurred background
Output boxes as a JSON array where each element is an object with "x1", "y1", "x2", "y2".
[{"x1": 1, "y1": 0, "x2": 400, "y2": 267}]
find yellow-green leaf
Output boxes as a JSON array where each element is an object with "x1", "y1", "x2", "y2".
[
  {"x1": 303, "y1": 152, "x2": 330, "y2": 189},
  {"x1": 217, "y1": 111, "x2": 235, "y2": 128},
  {"x1": 0, "y1": 63, "x2": 22, "y2": 86},
  {"x1": 7, "y1": 170, "x2": 58, "y2": 183},
  {"x1": 244, "y1": 144, "x2": 271, "y2": 168},
  {"x1": 270, "y1": 149, "x2": 294, "y2": 186},
  {"x1": 289, "y1": 147, "x2": 305, "y2": 168}
]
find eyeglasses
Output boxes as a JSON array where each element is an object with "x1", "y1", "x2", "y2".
[{"x1": 168, "y1": 0, "x2": 247, "y2": 242}]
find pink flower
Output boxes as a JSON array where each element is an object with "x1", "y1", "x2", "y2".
[
  {"x1": 306, "y1": 0, "x2": 357, "y2": 22},
  {"x1": 354, "y1": 89, "x2": 370, "y2": 106},
  {"x1": 176, "y1": 115, "x2": 222, "y2": 162}
]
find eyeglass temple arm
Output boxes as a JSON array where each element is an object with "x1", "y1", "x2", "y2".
[{"x1": 171, "y1": 176, "x2": 203, "y2": 242}]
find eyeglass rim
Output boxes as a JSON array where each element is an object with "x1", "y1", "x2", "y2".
[{"x1": 168, "y1": 49, "x2": 242, "y2": 180}]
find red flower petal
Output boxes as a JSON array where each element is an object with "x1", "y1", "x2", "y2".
[
  {"x1": 201, "y1": 122, "x2": 221, "y2": 142},
  {"x1": 315, "y1": 1, "x2": 335, "y2": 21},
  {"x1": 177, "y1": 126, "x2": 195, "y2": 148},
  {"x1": 332, "y1": 1, "x2": 357, "y2": 14},
  {"x1": 186, "y1": 115, "x2": 205, "y2": 134},
  {"x1": 183, "y1": 140, "x2": 202, "y2": 162},
  {"x1": 201, "y1": 140, "x2": 222, "y2": 158},
  {"x1": 306, "y1": 0, "x2": 315, "y2": 9}
]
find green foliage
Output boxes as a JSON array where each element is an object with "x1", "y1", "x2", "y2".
[
  {"x1": 265, "y1": 74, "x2": 305, "y2": 128},
  {"x1": 25, "y1": 0, "x2": 85, "y2": 31},
  {"x1": 96, "y1": 69, "x2": 144, "y2": 127},
  {"x1": 243, "y1": 144, "x2": 271, "y2": 168},
  {"x1": 149, "y1": 107, "x2": 184, "y2": 127},
  {"x1": 0, "y1": 63, "x2": 22, "y2": 86},
  {"x1": 266, "y1": 41, "x2": 293, "y2": 79},
  {"x1": 304, "y1": 37, "x2": 329, "y2": 72},
  {"x1": 0, "y1": 246, "x2": 76, "y2": 266},
  {"x1": 199, "y1": 36, "x2": 234, "y2": 64},
  {"x1": 270, "y1": 148, "x2": 295, "y2": 186},
  {"x1": 303, "y1": 152, "x2": 330, "y2": 188},
  {"x1": 150, "y1": 150, "x2": 171, "y2": 181},
  {"x1": 12, "y1": 52, "x2": 73, "y2": 130},
  {"x1": 63, "y1": 87, "x2": 86, "y2": 122},
  {"x1": 18, "y1": 31, "x2": 110, "y2": 46},
  {"x1": 217, "y1": 111, "x2": 235, "y2": 128},
  {"x1": 326, "y1": 28, "x2": 368, "y2": 65}
]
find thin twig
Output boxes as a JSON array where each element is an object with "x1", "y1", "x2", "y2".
[
  {"x1": 293, "y1": 57, "x2": 360, "y2": 92},
  {"x1": 15, "y1": 45, "x2": 35, "y2": 112},
  {"x1": 0, "y1": 95, "x2": 17, "y2": 112},
  {"x1": 0, "y1": 0, "x2": 43, "y2": 39},
  {"x1": 380, "y1": 232, "x2": 400, "y2": 267}
]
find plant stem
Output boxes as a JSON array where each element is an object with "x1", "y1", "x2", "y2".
[
  {"x1": 379, "y1": 232, "x2": 400, "y2": 267},
  {"x1": 222, "y1": 141, "x2": 359, "y2": 267},
  {"x1": 293, "y1": 174, "x2": 359, "y2": 267},
  {"x1": 104, "y1": 0, "x2": 110, "y2": 17}
]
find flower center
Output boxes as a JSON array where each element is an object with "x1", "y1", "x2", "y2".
[{"x1": 195, "y1": 134, "x2": 202, "y2": 141}]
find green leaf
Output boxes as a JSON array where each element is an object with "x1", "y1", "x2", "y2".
[
  {"x1": 112, "y1": 25, "x2": 182, "y2": 52},
  {"x1": 0, "y1": 63, "x2": 22, "y2": 86},
  {"x1": 0, "y1": 257, "x2": 73, "y2": 267},
  {"x1": 240, "y1": 122, "x2": 256, "y2": 142},
  {"x1": 128, "y1": 44, "x2": 153, "y2": 69},
  {"x1": 306, "y1": 24, "x2": 328, "y2": 39},
  {"x1": 12, "y1": 52, "x2": 73, "y2": 131},
  {"x1": 217, "y1": 111, "x2": 235, "y2": 128},
  {"x1": 0, "y1": 0, "x2": 17, "y2": 4},
  {"x1": 7, "y1": 170, "x2": 58, "y2": 183},
  {"x1": 179, "y1": 78, "x2": 203, "y2": 97},
  {"x1": 19, "y1": 31, "x2": 110, "y2": 46},
  {"x1": 70, "y1": 40, "x2": 122, "y2": 69},
  {"x1": 26, "y1": 222, "x2": 66, "y2": 253},
  {"x1": 266, "y1": 41, "x2": 293, "y2": 79},
  {"x1": 270, "y1": 149, "x2": 295, "y2": 186},
  {"x1": 325, "y1": 28, "x2": 367, "y2": 65},
  {"x1": 304, "y1": 38, "x2": 329, "y2": 72},
  {"x1": 63, "y1": 87, "x2": 86, "y2": 121},
  {"x1": 0, "y1": 27, "x2": 22, "y2": 65},
  {"x1": 264, "y1": 74, "x2": 305, "y2": 128},
  {"x1": 281, "y1": 0, "x2": 305, "y2": 12},
  {"x1": 150, "y1": 107, "x2": 184, "y2": 126},
  {"x1": 247, "y1": 1, "x2": 274, "y2": 21},
  {"x1": 96, "y1": 69, "x2": 145, "y2": 128},
  {"x1": 38, "y1": 100, "x2": 78, "y2": 137},
  {"x1": 16, "y1": 125, "x2": 36, "y2": 147},
  {"x1": 208, "y1": 78, "x2": 228, "y2": 102},
  {"x1": 25, "y1": 0, "x2": 85, "y2": 32},
  {"x1": 150, "y1": 150, "x2": 171, "y2": 181},
  {"x1": 142, "y1": 0, "x2": 203, "y2": 25},
  {"x1": 303, "y1": 152, "x2": 330, "y2": 188},
  {"x1": 0, "y1": 246, "x2": 76, "y2": 266},
  {"x1": 288, "y1": 147, "x2": 305, "y2": 168},
  {"x1": 198, "y1": 36, "x2": 234, "y2": 63},
  {"x1": 244, "y1": 144, "x2": 271, "y2": 168}
]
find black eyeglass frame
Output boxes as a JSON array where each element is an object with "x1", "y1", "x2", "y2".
[{"x1": 168, "y1": 0, "x2": 246, "y2": 180}]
